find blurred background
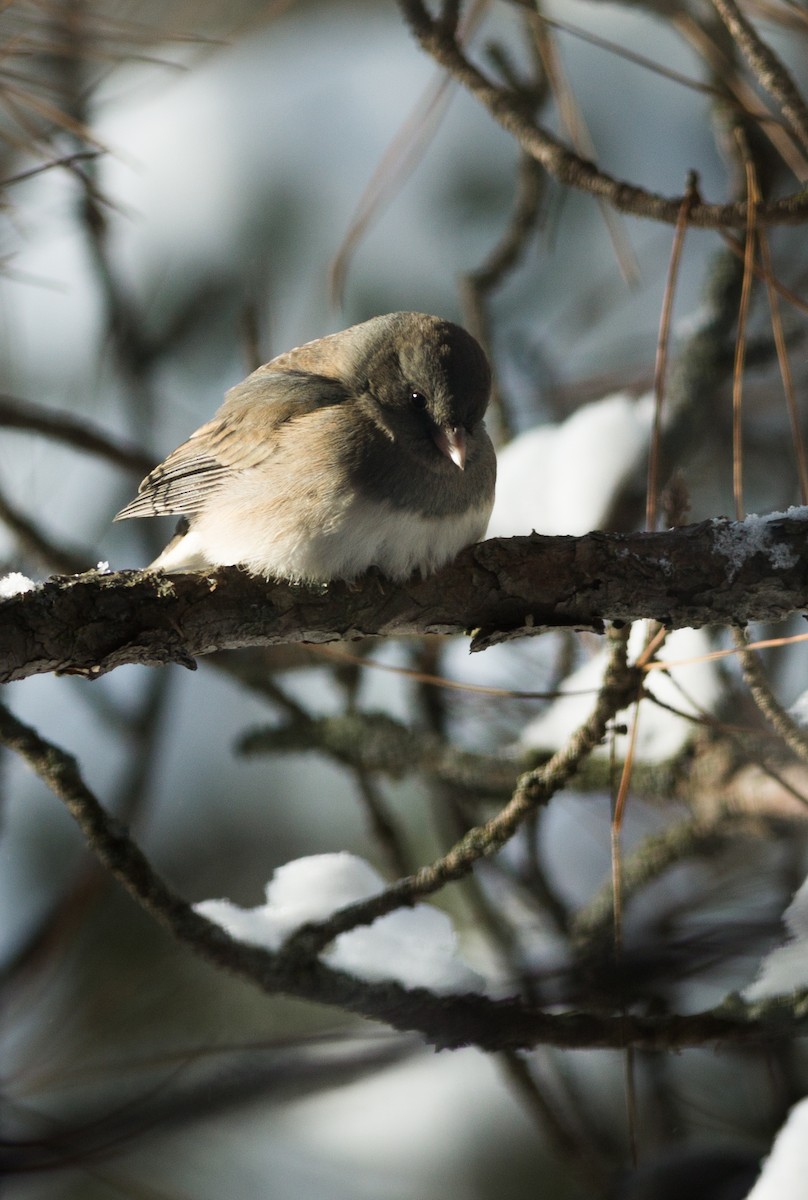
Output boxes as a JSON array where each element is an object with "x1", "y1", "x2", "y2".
[{"x1": 3, "y1": 0, "x2": 808, "y2": 1196}]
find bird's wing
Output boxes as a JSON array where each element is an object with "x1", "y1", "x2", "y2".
[{"x1": 115, "y1": 370, "x2": 349, "y2": 521}]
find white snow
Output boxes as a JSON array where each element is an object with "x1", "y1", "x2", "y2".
[
  {"x1": 195, "y1": 853, "x2": 484, "y2": 993},
  {"x1": 712, "y1": 508, "x2": 806, "y2": 577},
  {"x1": 519, "y1": 625, "x2": 723, "y2": 763},
  {"x1": 745, "y1": 874, "x2": 808, "y2": 1001},
  {"x1": 742, "y1": 1097, "x2": 808, "y2": 1199},
  {"x1": 488, "y1": 391, "x2": 653, "y2": 538},
  {"x1": 787, "y1": 690, "x2": 808, "y2": 728},
  {"x1": 0, "y1": 573, "x2": 37, "y2": 598}
]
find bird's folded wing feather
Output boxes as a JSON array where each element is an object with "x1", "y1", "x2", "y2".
[{"x1": 115, "y1": 370, "x2": 349, "y2": 520}]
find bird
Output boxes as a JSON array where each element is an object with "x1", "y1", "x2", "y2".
[{"x1": 115, "y1": 312, "x2": 496, "y2": 584}]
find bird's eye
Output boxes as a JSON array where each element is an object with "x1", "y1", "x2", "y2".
[{"x1": 410, "y1": 391, "x2": 427, "y2": 411}]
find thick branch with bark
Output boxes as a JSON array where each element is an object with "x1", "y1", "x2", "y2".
[{"x1": 2, "y1": 512, "x2": 808, "y2": 682}]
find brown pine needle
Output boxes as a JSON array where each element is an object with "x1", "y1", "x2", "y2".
[
  {"x1": 758, "y1": 229, "x2": 808, "y2": 502},
  {"x1": 675, "y1": 11, "x2": 808, "y2": 181},
  {"x1": 732, "y1": 151, "x2": 760, "y2": 520},
  {"x1": 624, "y1": 1042, "x2": 639, "y2": 1168},
  {"x1": 646, "y1": 174, "x2": 698, "y2": 531},
  {"x1": 612, "y1": 699, "x2": 642, "y2": 841},
  {"x1": 605, "y1": 696, "x2": 643, "y2": 1170},
  {"x1": 525, "y1": 8, "x2": 727, "y2": 103},
  {"x1": 311, "y1": 643, "x2": 592, "y2": 701},
  {"x1": 610, "y1": 696, "x2": 641, "y2": 1169},
  {"x1": 644, "y1": 630, "x2": 808, "y2": 671},
  {"x1": 531, "y1": 12, "x2": 639, "y2": 286},
  {"x1": 722, "y1": 230, "x2": 808, "y2": 315},
  {"x1": 0, "y1": 81, "x2": 109, "y2": 150},
  {"x1": 636, "y1": 623, "x2": 670, "y2": 668},
  {"x1": 329, "y1": 0, "x2": 489, "y2": 305},
  {"x1": 328, "y1": 68, "x2": 454, "y2": 306}
]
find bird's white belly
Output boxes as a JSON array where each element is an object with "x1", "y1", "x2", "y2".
[{"x1": 154, "y1": 487, "x2": 493, "y2": 583}]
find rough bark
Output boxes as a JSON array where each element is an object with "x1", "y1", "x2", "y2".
[{"x1": 2, "y1": 511, "x2": 808, "y2": 682}]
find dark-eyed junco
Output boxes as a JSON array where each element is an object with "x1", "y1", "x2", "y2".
[{"x1": 115, "y1": 312, "x2": 496, "y2": 582}]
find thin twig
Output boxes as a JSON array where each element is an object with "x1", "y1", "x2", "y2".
[
  {"x1": 0, "y1": 480, "x2": 90, "y2": 573},
  {"x1": 732, "y1": 627, "x2": 808, "y2": 764},
  {"x1": 572, "y1": 806, "x2": 777, "y2": 949},
  {"x1": 0, "y1": 393, "x2": 153, "y2": 474},
  {"x1": 238, "y1": 710, "x2": 519, "y2": 798},
  {"x1": 648, "y1": 663, "x2": 808, "y2": 813},
  {"x1": 0, "y1": 148, "x2": 101, "y2": 187},
  {"x1": 498, "y1": 1051, "x2": 612, "y2": 1194},
  {"x1": 395, "y1": 0, "x2": 808, "y2": 229},
  {"x1": 1, "y1": 697, "x2": 789, "y2": 1053},
  {"x1": 675, "y1": 10, "x2": 808, "y2": 181},
  {"x1": 710, "y1": 0, "x2": 808, "y2": 153},
  {"x1": 354, "y1": 767, "x2": 412, "y2": 879},
  {"x1": 1, "y1": 669, "x2": 172, "y2": 986},
  {"x1": 279, "y1": 628, "x2": 636, "y2": 960}
]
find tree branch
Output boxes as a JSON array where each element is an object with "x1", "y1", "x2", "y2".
[
  {"x1": 279, "y1": 628, "x2": 636, "y2": 960},
  {"x1": 0, "y1": 696, "x2": 801, "y2": 1053},
  {"x1": 395, "y1": 0, "x2": 808, "y2": 228},
  {"x1": 0, "y1": 393, "x2": 154, "y2": 474},
  {"x1": 709, "y1": 0, "x2": 808, "y2": 154},
  {"x1": 0, "y1": 482, "x2": 92, "y2": 575},
  {"x1": 2, "y1": 513, "x2": 808, "y2": 682}
]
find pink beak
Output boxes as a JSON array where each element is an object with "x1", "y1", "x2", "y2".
[{"x1": 432, "y1": 425, "x2": 467, "y2": 471}]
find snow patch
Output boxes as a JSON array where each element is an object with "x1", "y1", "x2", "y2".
[
  {"x1": 742, "y1": 1097, "x2": 808, "y2": 1199},
  {"x1": 488, "y1": 391, "x2": 653, "y2": 538},
  {"x1": 745, "y1": 874, "x2": 808, "y2": 1001},
  {"x1": 520, "y1": 625, "x2": 723, "y2": 763},
  {"x1": 787, "y1": 690, "x2": 808, "y2": 728},
  {"x1": 0, "y1": 573, "x2": 38, "y2": 598},
  {"x1": 712, "y1": 509, "x2": 805, "y2": 577},
  {"x1": 196, "y1": 852, "x2": 484, "y2": 994}
]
